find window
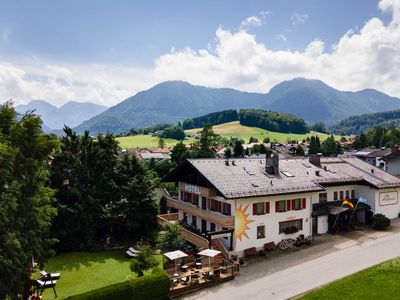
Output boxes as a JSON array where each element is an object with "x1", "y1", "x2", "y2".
[
  {"x1": 183, "y1": 213, "x2": 188, "y2": 224},
  {"x1": 222, "y1": 203, "x2": 231, "y2": 216},
  {"x1": 276, "y1": 200, "x2": 286, "y2": 213},
  {"x1": 257, "y1": 225, "x2": 265, "y2": 239},
  {"x1": 279, "y1": 219, "x2": 303, "y2": 234},
  {"x1": 210, "y1": 222, "x2": 216, "y2": 232},
  {"x1": 253, "y1": 202, "x2": 265, "y2": 215},
  {"x1": 201, "y1": 197, "x2": 207, "y2": 210},
  {"x1": 201, "y1": 219, "x2": 207, "y2": 233},
  {"x1": 319, "y1": 193, "x2": 327, "y2": 203},
  {"x1": 334, "y1": 191, "x2": 338, "y2": 201},
  {"x1": 340, "y1": 191, "x2": 344, "y2": 200},
  {"x1": 351, "y1": 190, "x2": 355, "y2": 199},
  {"x1": 293, "y1": 198, "x2": 302, "y2": 210},
  {"x1": 192, "y1": 195, "x2": 199, "y2": 206},
  {"x1": 192, "y1": 216, "x2": 197, "y2": 227},
  {"x1": 210, "y1": 199, "x2": 218, "y2": 211},
  {"x1": 345, "y1": 190, "x2": 350, "y2": 198}
]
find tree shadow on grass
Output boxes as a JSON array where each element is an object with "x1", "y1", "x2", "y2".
[{"x1": 43, "y1": 250, "x2": 129, "y2": 273}]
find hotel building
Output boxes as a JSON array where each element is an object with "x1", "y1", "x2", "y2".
[{"x1": 160, "y1": 154, "x2": 400, "y2": 257}]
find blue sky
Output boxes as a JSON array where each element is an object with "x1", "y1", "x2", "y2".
[{"x1": 0, "y1": 0, "x2": 399, "y2": 106}]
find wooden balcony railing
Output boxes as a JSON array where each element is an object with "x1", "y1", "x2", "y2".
[
  {"x1": 166, "y1": 197, "x2": 234, "y2": 228},
  {"x1": 157, "y1": 213, "x2": 209, "y2": 248}
]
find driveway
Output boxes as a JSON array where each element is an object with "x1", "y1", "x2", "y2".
[{"x1": 182, "y1": 221, "x2": 400, "y2": 300}]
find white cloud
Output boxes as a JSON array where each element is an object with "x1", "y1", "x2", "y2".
[
  {"x1": 154, "y1": 0, "x2": 400, "y2": 97},
  {"x1": 240, "y1": 11, "x2": 269, "y2": 30},
  {"x1": 277, "y1": 34, "x2": 288, "y2": 42},
  {"x1": 1, "y1": 0, "x2": 400, "y2": 107},
  {"x1": 291, "y1": 12, "x2": 308, "y2": 25},
  {"x1": 0, "y1": 61, "x2": 159, "y2": 106}
]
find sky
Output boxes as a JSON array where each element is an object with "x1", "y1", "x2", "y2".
[{"x1": 0, "y1": 0, "x2": 399, "y2": 107}]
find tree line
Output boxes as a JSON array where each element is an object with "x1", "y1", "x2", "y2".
[
  {"x1": 0, "y1": 102, "x2": 161, "y2": 298},
  {"x1": 352, "y1": 126, "x2": 400, "y2": 149}
]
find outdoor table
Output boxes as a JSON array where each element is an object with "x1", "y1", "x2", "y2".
[
  {"x1": 181, "y1": 265, "x2": 189, "y2": 271},
  {"x1": 173, "y1": 273, "x2": 179, "y2": 277},
  {"x1": 195, "y1": 262, "x2": 202, "y2": 269}
]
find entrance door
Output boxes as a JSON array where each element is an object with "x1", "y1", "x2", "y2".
[
  {"x1": 312, "y1": 217, "x2": 318, "y2": 235},
  {"x1": 201, "y1": 219, "x2": 207, "y2": 233}
]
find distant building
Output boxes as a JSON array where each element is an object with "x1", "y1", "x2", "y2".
[{"x1": 354, "y1": 146, "x2": 400, "y2": 176}]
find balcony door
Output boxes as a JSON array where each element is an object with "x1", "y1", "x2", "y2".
[
  {"x1": 201, "y1": 219, "x2": 207, "y2": 233},
  {"x1": 201, "y1": 197, "x2": 207, "y2": 210}
]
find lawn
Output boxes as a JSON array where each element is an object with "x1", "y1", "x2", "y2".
[
  {"x1": 33, "y1": 251, "x2": 162, "y2": 299},
  {"x1": 116, "y1": 121, "x2": 346, "y2": 150},
  {"x1": 300, "y1": 257, "x2": 400, "y2": 300}
]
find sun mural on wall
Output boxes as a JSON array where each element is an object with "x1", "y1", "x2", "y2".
[{"x1": 235, "y1": 204, "x2": 255, "y2": 241}]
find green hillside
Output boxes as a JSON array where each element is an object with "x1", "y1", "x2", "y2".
[
  {"x1": 186, "y1": 121, "x2": 342, "y2": 142},
  {"x1": 116, "y1": 121, "x2": 343, "y2": 149}
]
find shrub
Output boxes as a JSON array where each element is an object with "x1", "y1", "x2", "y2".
[
  {"x1": 67, "y1": 270, "x2": 170, "y2": 300},
  {"x1": 372, "y1": 213, "x2": 391, "y2": 230}
]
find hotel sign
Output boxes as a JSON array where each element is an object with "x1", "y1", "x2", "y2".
[
  {"x1": 184, "y1": 184, "x2": 200, "y2": 195},
  {"x1": 379, "y1": 191, "x2": 398, "y2": 206}
]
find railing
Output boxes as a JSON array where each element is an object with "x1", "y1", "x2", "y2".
[
  {"x1": 157, "y1": 213, "x2": 179, "y2": 225},
  {"x1": 157, "y1": 214, "x2": 209, "y2": 248},
  {"x1": 167, "y1": 197, "x2": 234, "y2": 228},
  {"x1": 181, "y1": 229, "x2": 209, "y2": 248},
  {"x1": 213, "y1": 238, "x2": 230, "y2": 259}
]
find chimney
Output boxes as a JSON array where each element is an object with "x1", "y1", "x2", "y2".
[
  {"x1": 309, "y1": 153, "x2": 322, "y2": 167},
  {"x1": 266, "y1": 152, "x2": 279, "y2": 175}
]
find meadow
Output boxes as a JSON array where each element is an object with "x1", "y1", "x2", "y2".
[{"x1": 116, "y1": 121, "x2": 345, "y2": 149}]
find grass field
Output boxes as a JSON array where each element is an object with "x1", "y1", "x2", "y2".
[
  {"x1": 116, "y1": 135, "x2": 194, "y2": 149},
  {"x1": 300, "y1": 257, "x2": 400, "y2": 300},
  {"x1": 116, "y1": 121, "x2": 345, "y2": 149},
  {"x1": 33, "y1": 251, "x2": 162, "y2": 299}
]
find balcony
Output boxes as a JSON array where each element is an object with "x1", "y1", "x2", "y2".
[
  {"x1": 157, "y1": 214, "x2": 209, "y2": 248},
  {"x1": 167, "y1": 197, "x2": 234, "y2": 228}
]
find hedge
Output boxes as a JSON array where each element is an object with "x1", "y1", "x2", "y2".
[{"x1": 66, "y1": 270, "x2": 170, "y2": 300}]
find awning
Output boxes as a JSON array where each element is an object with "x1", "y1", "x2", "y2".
[{"x1": 328, "y1": 206, "x2": 349, "y2": 215}]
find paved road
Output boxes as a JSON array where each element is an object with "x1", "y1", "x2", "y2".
[{"x1": 188, "y1": 230, "x2": 400, "y2": 300}]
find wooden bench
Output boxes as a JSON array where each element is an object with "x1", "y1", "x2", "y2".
[
  {"x1": 264, "y1": 242, "x2": 276, "y2": 251},
  {"x1": 244, "y1": 247, "x2": 257, "y2": 257}
]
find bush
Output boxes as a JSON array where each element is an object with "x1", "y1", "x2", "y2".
[
  {"x1": 66, "y1": 270, "x2": 170, "y2": 300},
  {"x1": 372, "y1": 213, "x2": 391, "y2": 230}
]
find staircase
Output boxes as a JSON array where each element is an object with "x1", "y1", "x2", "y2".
[{"x1": 211, "y1": 239, "x2": 229, "y2": 261}]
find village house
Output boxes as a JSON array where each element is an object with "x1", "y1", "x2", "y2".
[
  {"x1": 161, "y1": 154, "x2": 400, "y2": 257},
  {"x1": 353, "y1": 146, "x2": 400, "y2": 176}
]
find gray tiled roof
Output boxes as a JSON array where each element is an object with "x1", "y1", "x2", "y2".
[{"x1": 186, "y1": 157, "x2": 400, "y2": 199}]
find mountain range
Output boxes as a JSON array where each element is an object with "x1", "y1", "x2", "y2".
[
  {"x1": 15, "y1": 100, "x2": 108, "y2": 131},
  {"x1": 74, "y1": 78, "x2": 400, "y2": 134}
]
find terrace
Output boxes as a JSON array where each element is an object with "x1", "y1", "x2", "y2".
[{"x1": 164, "y1": 252, "x2": 238, "y2": 298}]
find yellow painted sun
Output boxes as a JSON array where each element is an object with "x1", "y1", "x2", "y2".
[{"x1": 235, "y1": 204, "x2": 255, "y2": 241}]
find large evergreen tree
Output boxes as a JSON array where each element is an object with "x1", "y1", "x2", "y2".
[
  {"x1": 114, "y1": 155, "x2": 159, "y2": 241},
  {"x1": 0, "y1": 102, "x2": 58, "y2": 299},
  {"x1": 50, "y1": 128, "x2": 120, "y2": 251}
]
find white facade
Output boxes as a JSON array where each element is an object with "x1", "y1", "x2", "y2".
[{"x1": 233, "y1": 193, "x2": 312, "y2": 255}]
